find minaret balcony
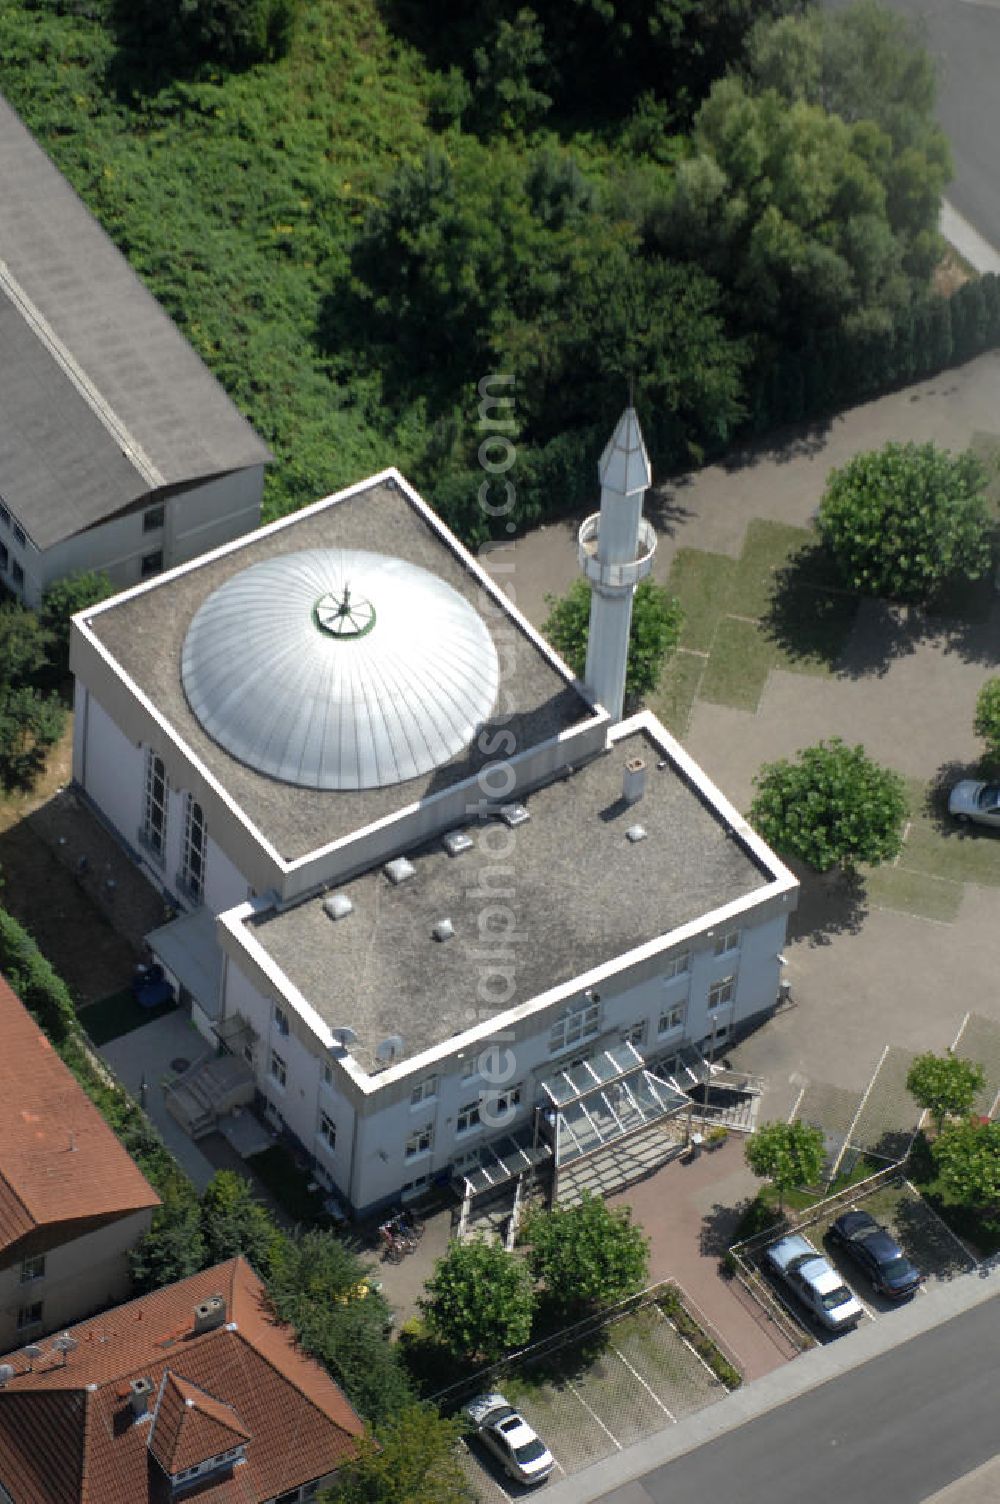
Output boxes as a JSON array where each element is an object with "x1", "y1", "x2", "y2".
[{"x1": 578, "y1": 514, "x2": 656, "y2": 589}]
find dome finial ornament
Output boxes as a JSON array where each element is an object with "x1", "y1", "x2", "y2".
[{"x1": 314, "y1": 582, "x2": 376, "y2": 639}]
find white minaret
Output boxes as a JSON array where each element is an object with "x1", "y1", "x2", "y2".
[{"x1": 578, "y1": 406, "x2": 657, "y2": 723}]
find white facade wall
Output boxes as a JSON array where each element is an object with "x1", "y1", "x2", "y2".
[
  {"x1": 0, "y1": 1207, "x2": 153, "y2": 1355},
  {"x1": 219, "y1": 900, "x2": 789, "y2": 1215}
]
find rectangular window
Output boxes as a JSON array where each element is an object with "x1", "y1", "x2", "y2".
[
  {"x1": 143, "y1": 503, "x2": 165, "y2": 533},
  {"x1": 0, "y1": 543, "x2": 8, "y2": 571},
  {"x1": 179, "y1": 795, "x2": 207, "y2": 902},
  {"x1": 319, "y1": 1111, "x2": 336, "y2": 1151},
  {"x1": 493, "y1": 1082, "x2": 521, "y2": 1116},
  {"x1": 622, "y1": 1022, "x2": 646, "y2": 1049},
  {"x1": 456, "y1": 1100, "x2": 481, "y2": 1134},
  {"x1": 410, "y1": 1075, "x2": 437, "y2": 1107},
  {"x1": 405, "y1": 1126, "x2": 432, "y2": 1160},
  {"x1": 549, "y1": 996, "x2": 601, "y2": 1054},
  {"x1": 713, "y1": 929, "x2": 741, "y2": 957},
  {"x1": 708, "y1": 976, "x2": 736, "y2": 1011},
  {"x1": 274, "y1": 1004, "x2": 290, "y2": 1038},
  {"x1": 141, "y1": 549, "x2": 163, "y2": 578},
  {"x1": 11, "y1": 560, "x2": 23, "y2": 588},
  {"x1": 322, "y1": 1061, "x2": 334, "y2": 1089},
  {"x1": 12, "y1": 523, "x2": 25, "y2": 548},
  {"x1": 17, "y1": 1302, "x2": 42, "y2": 1330},
  {"x1": 270, "y1": 1050, "x2": 287, "y2": 1089},
  {"x1": 663, "y1": 952, "x2": 690, "y2": 980},
  {"x1": 658, "y1": 1004, "x2": 685, "y2": 1035},
  {"x1": 401, "y1": 1172, "x2": 430, "y2": 1194},
  {"x1": 20, "y1": 1255, "x2": 45, "y2": 1284},
  {"x1": 142, "y1": 749, "x2": 168, "y2": 859}
]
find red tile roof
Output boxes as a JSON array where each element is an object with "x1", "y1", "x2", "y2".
[
  {"x1": 0, "y1": 1257, "x2": 365, "y2": 1504},
  {"x1": 148, "y1": 1373, "x2": 252, "y2": 1476},
  {"x1": 0, "y1": 974, "x2": 159, "y2": 1256}
]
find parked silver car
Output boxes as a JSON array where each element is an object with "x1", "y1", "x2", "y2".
[
  {"x1": 464, "y1": 1392, "x2": 554, "y2": 1485},
  {"x1": 948, "y1": 780, "x2": 1000, "y2": 830},
  {"x1": 764, "y1": 1232, "x2": 864, "y2": 1332}
]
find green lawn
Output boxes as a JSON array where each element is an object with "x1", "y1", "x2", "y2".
[{"x1": 80, "y1": 987, "x2": 177, "y2": 1045}]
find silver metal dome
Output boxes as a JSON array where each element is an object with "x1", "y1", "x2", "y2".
[{"x1": 180, "y1": 549, "x2": 499, "y2": 790}]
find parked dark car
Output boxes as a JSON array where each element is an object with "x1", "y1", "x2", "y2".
[{"x1": 828, "y1": 1210, "x2": 923, "y2": 1299}]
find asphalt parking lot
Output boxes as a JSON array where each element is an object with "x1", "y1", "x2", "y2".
[{"x1": 459, "y1": 1300, "x2": 730, "y2": 1501}]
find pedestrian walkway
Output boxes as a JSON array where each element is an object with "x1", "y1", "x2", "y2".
[{"x1": 608, "y1": 1138, "x2": 798, "y2": 1381}]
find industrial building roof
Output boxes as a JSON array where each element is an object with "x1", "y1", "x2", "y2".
[
  {"x1": 250, "y1": 725, "x2": 774, "y2": 1068},
  {"x1": 0, "y1": 94, "x2": 271, "y2": 551}
]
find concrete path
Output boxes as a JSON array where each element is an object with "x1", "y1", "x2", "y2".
[{"x1": 607, "y1": 1138, "x2": 799, "y2": 1381}]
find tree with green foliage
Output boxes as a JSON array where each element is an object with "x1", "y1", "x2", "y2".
[
  {"x1": 420, "y1": 1237, "x2": 535, "y2": 1362},
  {"x1": 744, "y1": 1120, "x2": 826, "y2": 1209},
  {"x1": 749, "y1": 738, "x2": 907, "y2": 872},
  {"x1": 524, "y1": 1193, "x2": 648, "y2": 1320},
  {"x1": 818, "y1": 442, "x2": 991, "y2": 603},
  {"x1": 543, "y1": 579, "x2": 683, "y2": 706},
  {"x1": 129, "y1": 1188, "x2": 207, "y2": 1294},
  {"x1": 319, "y1": 1404, "x2": 471, "y2": 1504},
  {"x1": 199, "y1": 1170, "x2": 286, "y2": 1275},
  {"x1": 931, "y1": 1117, "x2": 1000, "y2": 1215},
  {"x1": 0, "y1": 605, "x2": 65, "y2": 790},
  {"x1": 267, "y1": 1230, "x2": 413, "y2": 1427},
  {"x1": 39, "y1": 571, "x2": 114, "y2": 677},
  {"x1": 110, "y1": 0, "x2": 298, "y2": 70},
  {"x1": 906, "y1": 1052, "x2": 986, "y2": 1136},
  {"x1": 974, "y1": 678, "x2": 1000, "y2": 764},
  {"x1": 468, "y1": 9, "x2": 551, "y2": 135}
]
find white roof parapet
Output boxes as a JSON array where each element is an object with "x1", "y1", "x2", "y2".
[{"x1": 598, "y1": 406, "x2": 652, "y2": 497}]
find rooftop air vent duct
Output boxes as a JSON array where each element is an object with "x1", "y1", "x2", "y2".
[
  {"x1": 442, "y1": 830, "x2": 473, "y2": 857},
  {"x1": 375, "y1": 1035, "x2": 404, "y2": 1064},
  {"x1": 623, "y1": 757, "x2": 646, "y2": 805},
  {"x1": 323, "y1": 893, "x2": 353, "y2": 920},
  {"x1": 499, "y1": 803, "x2": 530, "y2": 828},
  {"x1": 432, "y1": 918, "x2": 455, "y2": 942},
  {"x1": 384, "y1": 857, "x2": 416, "y2": 886}
]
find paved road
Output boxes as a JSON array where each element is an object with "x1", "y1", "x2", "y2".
[
  {"x1": 596, "y1": 1297, "x2": 1000, "y2": 1504},
  {"x1": 847, "y1": 0, "x2": 1000, "y2": 253}
]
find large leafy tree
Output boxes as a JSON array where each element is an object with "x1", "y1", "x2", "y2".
[
  {"x1": 818, "y1": 442, "x2": 991, "y2": 603},
  {"x1": 524, "y1": 1193, "x2": 648, "y2": 1319},
  {"x1": 744, "y1": 1120, "x2": 826, "y2": 1209},
  {"x1": 420, "y1": 1237, "x2": 535, "y2": 1362},
  {"x1": 267, "y1": 1230, "x2": 413, "y2": 1427},
  {"x1": 0, "y1": 605, "x2": 65, "y2": 790},
  {"x1": 199, "y1": 1171, "x2": 285, "y2": 1275},
  {"x1": 749, "y1": 738, "x2": 907, "y2": 872},
  {"x1": 543, "y1": 578, "x2": 683, "y2": 706},
  {"x1": 319, "y1": 1405, "x2": 471, "y2": 1504},
  {"x1": 129, "y1": 1188, "x2": 207, "y2": 1294},
  {"x1": 931, "y1": 1118, "x2": 1000, "y2": 1214},
  {"x1": 906, "y1": 1052, "x2": 986, "y2": 1136},
  {"x1": 39, "y1": 570, "x2": 114, "y2": 678},
  {"x1": 110, "y1": 0, "x2": 298, "y2": 70},
  {"x1": 973, "y1": 678, "x2": 1000, "y2": 765}
]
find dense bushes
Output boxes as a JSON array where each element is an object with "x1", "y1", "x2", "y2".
[{"x1": 109, "y1": 0, "x2": 298, "y2": 71}]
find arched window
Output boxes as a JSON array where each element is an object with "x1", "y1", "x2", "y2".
[{"x1": 181, "y1": 796, "x2": 207, "y2": 903}]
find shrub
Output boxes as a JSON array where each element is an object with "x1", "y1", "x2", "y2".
[
  {"x1": 542, "y1": 578, "x2": 683, "y2": 706},
  {"x1": 974, "y1": 677, "x2": 1000, "y2": 764},
  {"x1": 744, "y1": 1120, "x2": 826, "y2": 1209},
  {"x1": 906, "y1": 1051, "x2": 986, "y2": 1135}
]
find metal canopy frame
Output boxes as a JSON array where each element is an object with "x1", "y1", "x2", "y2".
[
  {"x1": 552, "y1": 1069, "x2": 689, "y2": 1167},
  {"x1": 458, "y1": 1128, "x2": 553, "y2": 1200}
]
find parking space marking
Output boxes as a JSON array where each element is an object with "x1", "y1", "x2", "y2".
[
  {"x1": 459, "y1": 1437, "x2": 512, "y2": 1503},
  {"x1": 608, "y1": 1341, "x2": 677, "y2": 1422},
  {"x1": 566, "y1": 1381, "x2": 622, "y2": 1451},
  {"x1": 904, "y1": 1178, "x2": 980, "y2": 1268}
]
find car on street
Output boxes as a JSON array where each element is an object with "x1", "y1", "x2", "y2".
[
  {"x1": 948, "y1": 779, "x2": 1000, "y2": 831},
  {"x1": 764, "y1": 1232, "x2": 864, "y2": 1332},
  {"x1": 828, "y1": 1210, "x2": 923, "y2": 1299},
  {"x1": 464, "y1": 1392, "x2": 554, "y2": 1485}
]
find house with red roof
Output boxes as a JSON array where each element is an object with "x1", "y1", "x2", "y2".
[
  {"x1": 0, "y1": 1255, "x2": 366, "y2": 1503},
  {"x1": 0, "y1": 974, "x2": 160, "y2": 1352}
]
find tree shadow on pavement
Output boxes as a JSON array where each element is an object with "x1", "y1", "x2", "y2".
[
  {"x1": 835, "y1": 590, "x2": 1000, "y2": 681},
  {"x1": 699, "y1": 1198, "x2": 756, "y2": 1259},
  {"x1": 786, "y1": 864, "x2": 868, "y2": 948}
]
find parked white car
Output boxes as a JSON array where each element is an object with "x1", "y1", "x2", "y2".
[
  {"x1": 948, "y1": 780, "x2": 1000, "y2": 830},
  {"x1": 464, "y1": 1392, "x2": 554, "y2": 1485},
  {"x1": 764, "y1": 1232, "x2": 864, "y2": 1332}
]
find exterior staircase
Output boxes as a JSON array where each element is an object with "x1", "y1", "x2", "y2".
[{"x1": 164, "y1": 1052, "x2": 255, "y2": 1141}]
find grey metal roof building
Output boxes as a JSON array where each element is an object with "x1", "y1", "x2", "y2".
[{"x1": 0, "y1": 93, "x2": 270, "y2": 600}]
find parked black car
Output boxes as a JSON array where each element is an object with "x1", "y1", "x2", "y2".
[{"x1": 828, "y1": 1211, "x2": 923, "y2": 1299}]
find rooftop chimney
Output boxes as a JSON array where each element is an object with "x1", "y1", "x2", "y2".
[
  {"x1": 192, "y1": 1295, "x2": 227, "y2": 1336},
  {"x1": 130, "y1": 1376, "x2": 154, "y2": 1419},
  {"x1": 623, "y1": 757, "x2": 646, "y2": 806}
]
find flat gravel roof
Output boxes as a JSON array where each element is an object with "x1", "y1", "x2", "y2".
[{"x1": 251, "y1": 727, "x2": 772, "y2": 1068}]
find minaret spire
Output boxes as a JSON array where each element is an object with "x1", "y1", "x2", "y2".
[{"x1": 576, "y1": 405, "x2": 656, "y2": 723}]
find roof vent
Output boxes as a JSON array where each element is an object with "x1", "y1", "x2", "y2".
[
  {"x1": 626, "y1": 824, "x2": 647, "y2": 843},
  {"x1": 323, "y1": 893, "x2": 353, "y2": 921},
  {"x1": 0, "y1": 1365, "x2": 14, "y2": 1389},
  {"x1": 432, "y1": 918, "x2": 455, "y2": 942},
  {"x1": 623, "y1": 757, "x2": 646, "y2": 805},
  {"x1": 442, "y1": 830, "x2": 473, "y2": 857},
  {"x1": 499, "y1": 803, "x2": 530, "y2": 828},
  {"x1": 375, "y1": 1035, "x2": 404, "y2": 1064},
  {"x1": 130, "y1": 1376, "x2": 154, "y2": 1419},
  {"x1": 384, "y1": 857, "x2": 416, "y2": 885},
  {"x1": 193, "y1": 1295, "x2": 226, "y2": 1336}
]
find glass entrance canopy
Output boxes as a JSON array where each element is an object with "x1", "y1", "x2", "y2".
[{"x1": 541, "y1": 1042, "x2": 689, "y2": 1167}]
